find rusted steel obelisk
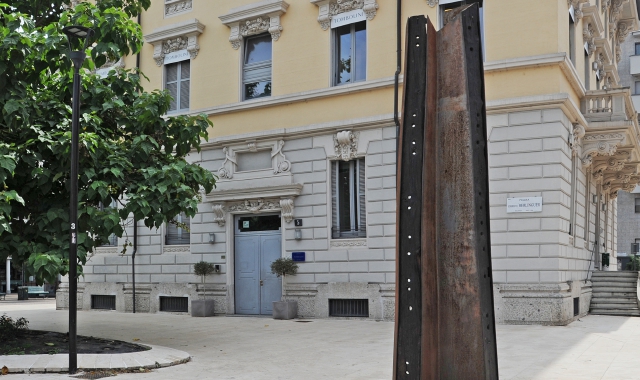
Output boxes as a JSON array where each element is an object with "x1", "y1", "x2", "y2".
[{"x1": 393, "y1": 4, "x2": 499, "y2": 379}]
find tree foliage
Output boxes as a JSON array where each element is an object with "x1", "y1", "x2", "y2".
[
  {"x1": 0, "y1": 1, "x2": 215, "y2": 284},
  {"x1": 270, "y1": 258, "x2": 298, "y2": 278}
]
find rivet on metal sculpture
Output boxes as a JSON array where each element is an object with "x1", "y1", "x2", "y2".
[{"x1": 393, "y1": 5, "x2": 499, "y2": 380}]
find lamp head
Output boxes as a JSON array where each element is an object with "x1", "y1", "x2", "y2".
[{"x1": 63, "y1": 25, "x2": 93, "y2": 40}]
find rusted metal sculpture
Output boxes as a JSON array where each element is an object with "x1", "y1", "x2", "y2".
[{"x1": 394, "y1": 5, "x2": 498, "y2": 379}]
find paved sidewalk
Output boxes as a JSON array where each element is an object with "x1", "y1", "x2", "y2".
[{"x1": 1, "y1": 296, "x2": 640, "y2": 379}]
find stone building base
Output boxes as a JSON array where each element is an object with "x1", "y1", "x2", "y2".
[
  {"x1": 56, "y1": 282, "x2": 227, "y2": 315},
  {"x1": 287, "y1": 282, "x2": 396, "y2": 321},
  {"x1": 493, "y1": 281, "x2": 592, "y2": 325}
]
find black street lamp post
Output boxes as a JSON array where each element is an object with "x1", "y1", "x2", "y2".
[{"x1": 63, "y1": 25, "x2": 94, "y2": 374}]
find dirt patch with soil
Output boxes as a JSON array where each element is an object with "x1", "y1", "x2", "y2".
[{"x1": 0, "y1": 330, "x2": 149, "y2": 355}]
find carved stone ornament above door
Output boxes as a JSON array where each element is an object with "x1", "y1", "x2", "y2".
[
  {"x1": 208, "y1": 184, "x2": 303, "y2": 226},
  {"x1": 219, "y1": 0, "x2": 289, "y2": 50},
  {"x1": 310, "y1": 0, "x2": 379, "y2": 30},
  {"x1": 143, "y1": 19, "x2": 205, "y2": 66}
]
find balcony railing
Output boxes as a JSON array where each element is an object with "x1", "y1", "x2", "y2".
[{"x1": 581, "y1": 89, "x2": 636, "y2": 123}]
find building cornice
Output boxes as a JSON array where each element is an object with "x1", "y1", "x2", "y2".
[
  {"x1": 199, "y1": 113, "x2": 395, "y2": 150},
  {"x1": 486, "y1": 93, "x2": 588, "y2": 127},
  {"x1": 173, "y1": 76, "x2": 398, "y2": 118},
  {"x1": 484, "y1": 53, "x2": 586, "y2": 98}
]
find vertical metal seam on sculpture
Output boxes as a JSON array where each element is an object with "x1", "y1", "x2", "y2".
[
  {"x1": 461, "y1": 5, "x2": 499, "y2": 378},
  {"x1": 394, "y1": 15, "x2": 428, "y2": 380}
]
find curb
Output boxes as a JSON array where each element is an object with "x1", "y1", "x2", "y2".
[{"x1": 0, "y1": 344, "x2": 190, "y2": 374}]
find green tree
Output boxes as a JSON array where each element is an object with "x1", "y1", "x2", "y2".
[{"x1": 0, "y1": 1, "x2": 215, "y2": 284}]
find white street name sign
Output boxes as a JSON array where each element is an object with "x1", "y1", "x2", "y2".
[{"x1": 506, "y1": 197, "x2": 543, "y2": 213}]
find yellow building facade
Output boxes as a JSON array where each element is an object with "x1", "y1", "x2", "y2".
[{"x1": 64, "y1": 0, "x2": 640, "y2": 325}]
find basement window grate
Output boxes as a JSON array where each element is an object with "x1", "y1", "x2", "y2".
[
  {"x1": 329, "y1": 299, "x2": 369, "y2": 317},
  {"x1": 573, "y1": 297, "x2": 580, "y2": 316},
  {"x1": 91, "y1": 295, "x2": 116, "y2": 310},
  {"x1": 159, "y1": 296, "x2": 189, "y2": 312}
]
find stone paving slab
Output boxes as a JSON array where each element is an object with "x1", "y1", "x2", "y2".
[
  {"x1": 0, "y1": 344, "x2": 190, "y2": 374},
  {"x1": 3, "y1": 297, "x2": 640, "y2": 379}
]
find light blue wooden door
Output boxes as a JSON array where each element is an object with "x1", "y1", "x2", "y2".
[
  {"x1": 234, "y1": 236, "x2": 260, "y2": 315},
  {"x1": 234, "y1": 214, "x2": 282, "y2": 315},
  {"x1": 260, "y1": 234, "x2": 283, "y2": 314}
]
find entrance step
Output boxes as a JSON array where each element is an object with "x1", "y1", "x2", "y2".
[
  {"x1": 590, "y1": 309, "x2": 640, "y2": 317},
  {"x1": 589, "y1": 271, "x2": 639, "y2": 317}
]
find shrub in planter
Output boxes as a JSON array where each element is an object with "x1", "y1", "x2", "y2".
[
  {"x1": 270, "y1": 258, "x2": 299, "y2": 320},
  {"x1": 192, "y1": 261, "x2": 216, "y2": 317}
]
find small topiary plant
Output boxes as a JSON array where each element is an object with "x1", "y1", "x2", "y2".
[
  {"x1": 270, "y1": 257, "x2": 298, "y2": 301},
  {"x1": 193, "y1": 261, "x2": 216, "y2": 300}
]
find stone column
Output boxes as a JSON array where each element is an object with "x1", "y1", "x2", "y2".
[{"x1": 5, "y1": 256, "x2": 11, "y2": 294}]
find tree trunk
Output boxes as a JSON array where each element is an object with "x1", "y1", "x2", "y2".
[{"x1": 281, "y1": 274, "x2": 285, "y2": 302}]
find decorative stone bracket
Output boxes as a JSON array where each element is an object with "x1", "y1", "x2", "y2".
[
  {"x1": 311, "y1": 0, "x2": 379, "y2": 30},
  {"x1": 569, "y1": 123, "x2": 586, "y2": 158},
  {"x1": 581, "y1": 132, "x2": 626, "y2": 167},
  {"x1": 333, "y1": 130, "x2": 360, "y2": 161},
  {"x1": 219, "y1": 0, "x2": 289, "y2": 50},
  {"x1": 144, "y1": 18, "x2": 205, "y2": 66}
]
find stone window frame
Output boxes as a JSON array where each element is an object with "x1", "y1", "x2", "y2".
[
  {"x1": 219, "y1": 0, "x2": 289, "y2": 50},
  {"x1": 143, "y1": 18, "x2": 205, "y2": 67}
]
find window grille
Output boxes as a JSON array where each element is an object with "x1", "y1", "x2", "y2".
[
  {"x1": 329, "y1": 299, "x2": 369, "y2": 317},
  {"x1": 331, "y1": 158, "x2": 366, "y2": 239},
  {"x1": 159, "y1": 296, "x2": 189, "y2": 312},
  {"x1": 91, "y1": 295, "x2": 116, "y2": 310}
]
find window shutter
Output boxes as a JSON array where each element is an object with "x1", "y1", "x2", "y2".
[
  {"x1": 180, "y1": 61, "x2": 190, "y2": 110},
  {"x1": 166, "y1": 213, "x2": 191, "y2": 245},
  {"x1": 331, "y1": 161, "x2": 338, "y2": 239},
  {"x1": 180, "y1": 79, "x2": 190, "y2": 110},
  {"x1": 166, "y1": 63, "x2": 178, "y2": 82},
  {"x1": 358, "y1": 158, "x2": 366, "y2": 237}
]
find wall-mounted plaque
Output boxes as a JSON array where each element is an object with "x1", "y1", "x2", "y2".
[{"x1": 506, "y1": 197, "x2": 543, "y2": 213}]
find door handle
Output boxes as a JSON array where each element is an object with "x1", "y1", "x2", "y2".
[{"x1": 260, "y1": 280, "x2": 264, "y2": 286}]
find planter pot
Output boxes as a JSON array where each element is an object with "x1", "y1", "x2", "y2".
[
  {"x1": 191, "y1": 299, "x2": 215, "y2": 317},
  {"x1": 273, "y1": 300, "x2": 297, "y2": 320}
]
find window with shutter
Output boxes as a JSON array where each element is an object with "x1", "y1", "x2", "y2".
[
  {"x1": 165, "y1": 60, "x2": 190, "y2": 112},
  {"x1": 166, "y1": 213, "x2": 191, "y2": 245},
  {"x1": 331, "y1": 158, "x2": 366, "y2": 239}
]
